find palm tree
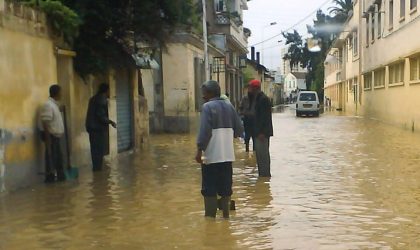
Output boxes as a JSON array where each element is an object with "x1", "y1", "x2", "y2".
[{"x1": 329, "y1": 0, "x2": 353, "y2": 23}]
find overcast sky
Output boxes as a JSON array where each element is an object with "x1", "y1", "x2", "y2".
[{"x1": 244, "y1": 0, "x2": 334, "y2": 71}]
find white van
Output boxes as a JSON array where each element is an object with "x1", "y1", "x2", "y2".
[{"x1": 296, "y1": 91, "x2": 320, "y2": 117}]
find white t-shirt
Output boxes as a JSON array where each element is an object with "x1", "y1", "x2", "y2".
[{"x1": 38, "y1": 97, "x2": 64, "y2": 137}]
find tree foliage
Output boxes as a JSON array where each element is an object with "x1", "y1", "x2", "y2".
[
  {"x1": 66, "y1": 0, "x2": 199, "y2": 76},
  {"x1": 282, "y1": 0, "x2": 354, "y2": 99},
  {"x1": 329, "y1": 0, "x2": 353, "y2": 23},
  {"x1": 20, "y1": 0, "x2": 81, "y2": 44},
  {"x1": 21, "y1": 0, "x2": 198, "y2": 76}
]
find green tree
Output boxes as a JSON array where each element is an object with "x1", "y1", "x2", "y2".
[
  {"x1": 282, "y1": 30, "x2": 305, "y2": 71},
  {"x1": 282, "y1": 8, "x2": 349, "y2": 100},
  {"x1": 21, "y1": 0, "x2": 197, "y2": 76},
  {"x1": 67, "y1": 0, "x2": 198, "y2": 76},
  {"x1": 329, "y1": 0, "x2": 353, "y2": 23}
]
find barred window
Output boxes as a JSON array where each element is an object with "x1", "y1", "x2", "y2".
[
  {"x1": 374, "y1": 68, "x2": 386, "y2": 87},
  {"x1": 410, "y1": 56, "x2": 420, "y2": 81},
  {"x1": 364, "y1": 73, "x2": 373, "y2": 90},
  {"x1": 389, "y1": 61, "x2": 405, "y2": 84}
]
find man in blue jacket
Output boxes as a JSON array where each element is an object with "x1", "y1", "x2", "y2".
[{"x1": 196, "y1": 80, "x2": 243, "y2": 219}]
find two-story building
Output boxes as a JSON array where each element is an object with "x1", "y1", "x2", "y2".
[
  {"x1": 325, "y1": 0, "x2": 420, "y2": 131},
  {"x1": 284, "y1": 72, "x2": 307, "y2": 102}
]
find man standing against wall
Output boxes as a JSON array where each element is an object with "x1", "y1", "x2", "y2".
[
  {"x1": 196, "y1": 80, "x2": 243, "y2": 219},
  {"x1": 248, "y1": 79, "x2": 273, "y2": 177},
  {"x1": 86, "y1": 83, "x2": 117, "y2": 172},
  {"x1": 39, "y1": 85, "x2": 65, "y2": 183}
]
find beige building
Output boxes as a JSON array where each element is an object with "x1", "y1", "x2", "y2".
[
  {"x1": 244, "y1": 55, "x2": 275, "y2": 101},
  {"x1": 206, "y1": 0, "x2": 250, "y2": 107},
  {"x1": 325, "y1": 0, "x2": 420, "y2": 131},
  {"x1": 0, "y1": 1, "x2": 148, "y2": 192},
  {"x1": 144, "y1": 33, "x2": 225, "y2": 133},
  {"x1": 145, "y1": 0, "x2": 251, "y2": 133}
]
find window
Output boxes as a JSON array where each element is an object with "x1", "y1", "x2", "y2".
[
  {"x1": 371, "y1": 14, "x2": 375, "y2": 42},
  {"x1": 353, "y1": 77, "x2": 359, "y2": 103},
  {"x1": 411, "y1": 0, "x2": 417, "y2": 10},
  {"x1": 364, "y1": 73, "x2": 373, "y2": 90},
  {"x1": 215, "y1": 0, "x2": 227, "y2": 13},
  {"x1": 374, "y1": 68, "x2": 386, "y2": 87},
  {"x1": 401, "y1": 0, "x2": 406, "y2": 18},
  {"x1": 378, "y1": 11, "x2": 382, "y2": 38},
  {"x1": 389, "y1": 0, "x2": 394, "y2": 28},
  {"x1": 366, "y1": 16, "x2": 370, "y2": 45},
  {"x1": 353, "y1": 30, "x2": 359, "y2": 56},
  {"x1": 410, "y1": 56, "x2": 420, "y2": 81},
  {"x1": 348, "y1": 79, "x2": 354, "y2": 91},
  {"x1": 299, "y1": 93, "x2": 316, "y2": 101},
  {"x1": 389, "y1": 61, "x2": 405, "y2": 84}
]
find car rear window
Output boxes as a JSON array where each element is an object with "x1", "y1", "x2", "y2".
[{"x1": 299, "y1": 93, "x2": 316, "y2": 101}]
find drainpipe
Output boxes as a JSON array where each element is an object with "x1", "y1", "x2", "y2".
[
  {"x1": 357, "y1": 0, "x2": 363, "y2": 115},
  {"x1": 202, "y1": 0, "x2": 210, "y2": 81}
]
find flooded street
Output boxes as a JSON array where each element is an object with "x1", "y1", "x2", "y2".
[{"x1": 1, "y1": 108, "x2": 419, "y2": 250}]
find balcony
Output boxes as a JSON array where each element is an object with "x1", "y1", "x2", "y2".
[
  {"x1": 215, "y1": 12, "x2": 243, "y2": 27},
  {"x1": 213, "y1": 12, "x2": 248, "y2": 52}
]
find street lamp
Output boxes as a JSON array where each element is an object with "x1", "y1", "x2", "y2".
[{"x1": 261, "y1": 22, "x2": 278, "y2": 65}]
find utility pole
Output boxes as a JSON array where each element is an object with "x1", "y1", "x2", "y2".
[{"x1": 202, "y1": 0, "x2": 210, "y2": 81}]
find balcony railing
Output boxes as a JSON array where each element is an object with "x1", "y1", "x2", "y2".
[
  {"x1": 215, "y1": 13, "x2": 230, "y2": 25},
  {"x1": 215, "y1": 12, "x2": 243, "y2": 27}
]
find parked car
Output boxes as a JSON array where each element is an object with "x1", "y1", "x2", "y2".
[{"x1": 296, "y1": 91, "x2": 320, "y2": 117}]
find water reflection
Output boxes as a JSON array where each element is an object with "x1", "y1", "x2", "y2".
[{"x1": 0, "y1": 108, "x2": 419, "y2": 249}]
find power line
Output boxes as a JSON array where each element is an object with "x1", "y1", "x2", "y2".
[
  {"x1": 250, "y1": 0, "x2": 332, "y2": 47},
  {"x1": 263, "y1": 32, "x2": 313, "y2": 51}
]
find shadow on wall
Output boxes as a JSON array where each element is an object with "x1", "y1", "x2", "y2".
[{"x1": 0, "y1": 128, "x2": 13, "y2": 193}]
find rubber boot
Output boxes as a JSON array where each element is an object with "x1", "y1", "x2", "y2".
[
  {"x1": 204, "y1": 196, "x2": 218, "y2": 218},
  {"x1": 220, "y1": 196, "x2": 231, "y2": 219},
  {"x1": 245, "y1": 143, "x2": 250, "y2": 152}
]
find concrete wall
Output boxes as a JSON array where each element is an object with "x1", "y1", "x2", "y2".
[
  {"x1": 0, "y1": 1, "x2": 149, "y2": 193},
  {"x1": 0, "y1": 2, "x2": 56, "y2": 191},
  {"x1": 159, "y1": 40, "x2": 225, "y2": 133}
]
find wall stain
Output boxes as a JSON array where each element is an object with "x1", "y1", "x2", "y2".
[{"x1": 0, "y1": 128, "x2": 13, "y2": 193}]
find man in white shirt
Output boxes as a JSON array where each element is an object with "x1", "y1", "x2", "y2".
[
  {"x1": 38, "y1": 85, "x2": 65, "y2": 183},
  {"x1": 196, "y1": 81, "x2": 243, "y2": 219}
]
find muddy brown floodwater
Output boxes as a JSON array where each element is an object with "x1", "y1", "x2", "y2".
[{"x1": 0, "y1": 108, "x2": 419, "y2": 250}]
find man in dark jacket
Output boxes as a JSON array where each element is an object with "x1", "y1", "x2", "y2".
[
  {"x1": 248, "y1": 79, "x2": 273, "y2": 177},
  {"x1": 85, "y1": 83, "x2": 116, "y2": 171},
  {"x1": 239, "y1": 87, "x2": 256, "y2": 152}
]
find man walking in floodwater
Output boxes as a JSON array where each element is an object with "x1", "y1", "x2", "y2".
[
  {"x1": 85, "y1": 83, "x2": 117, "y2": 172},
  {"x1": 196, "y1": 80, "x2": 243, "y2": 219},
  {"x1": 38, "y1": 85, "x2": 65, "y2": 183},
  {"x1": 248, "y1": 79, "x2": 273, "y2": 177}
]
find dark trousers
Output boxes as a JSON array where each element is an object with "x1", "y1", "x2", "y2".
[
  {"x1": 41, "y1": 133, "x2": 64, "y2": 181},
  {"x1": 255, "y1": 137, "x2": 271, "y2": 177},
  {"x1": 201, "y1": 162, "x2": 233, "y2": 197},
  {"x1": 243, "y1": 117, "x2": 256, "y2": 150},
  {"x1": 89, "y1": 131, "x2": 107, "y2": 171}
]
